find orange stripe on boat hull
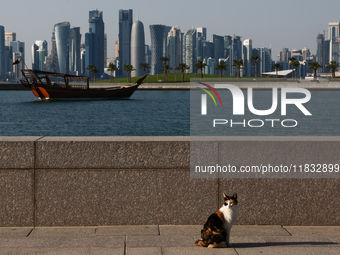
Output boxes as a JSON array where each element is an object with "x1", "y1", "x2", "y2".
[
  {"x1": 37, "y1": 87, "x2": 50, "y2": 99},
  {"x1": 31, "y1": 86, "x2": 41, "y2": 99}
]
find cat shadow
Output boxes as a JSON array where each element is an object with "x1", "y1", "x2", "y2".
[{"x1": 231, "y1": 241, "x2": 337, "y2": 248}]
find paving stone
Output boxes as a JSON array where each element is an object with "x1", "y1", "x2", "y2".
[
  {"x1": 56, "y1": 236, "x2": 125, "y2": 248},
  {"x1": 0, "y1": 248, "x2": 16, "y2": 255},
  {"x1": 261, "y1": 235, "x2": 337, "y2": 247},
  {"x1": 235, "y1": 246, "x2": 312, "y2": 255},
  {"x1": 0, "y1": 227, "x2": 33, "y2": 238},
  {"x1": 284, "y1": 226, "x2": 340, "y2": 236},
  {"x1": 30, "y1": 227, "x2": 96, "y2": 238},
  {"x1": 127, "y1": 235, "x2": 195, "y2": 247},
  {"x1": 307, "y1": 246, "x2": 340, "y2": 255},
  {"x1": 126, "y1": 247, "x2": 162, "y2": 255},
  {"x1": 232, "y1": 225, "x2": 291, "y2": 236},
  {"x1": 14, "y1": 248, "x2": 88, "y2": 255},
  {"x1": 159, "y1": 225, "x2": 202, "y2": 236},
  {"x1": 163, "y1": 246, "x2": 237, "y2": 255},
  {"x1": 229, "y1": 236, "x2": 267, "y2": 248},
  {"x1": 88, "y1": 247, "x2": 125, "y2": 255},
  {"x1": 0, "y1": 237, "x2": 61, "y2": 249},
  {"x1": 95, "y1": 225, "x2": 159, "y2": 236}
]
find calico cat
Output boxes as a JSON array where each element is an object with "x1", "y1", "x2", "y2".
[{"x1": 195, "y1": 193, "x2": 238, "y2": 248}]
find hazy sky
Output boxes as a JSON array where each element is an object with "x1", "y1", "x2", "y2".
[{"x1": 1, "y1": 0, "x2": 339, "y2": 65}]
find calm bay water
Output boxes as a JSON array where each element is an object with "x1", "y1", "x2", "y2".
[
  {"x1": 0, "y1": 90, "x2": 339, "y2": 136},
  {"x1": 0, "y1": 90, "x2": 190, "y2": 136}
]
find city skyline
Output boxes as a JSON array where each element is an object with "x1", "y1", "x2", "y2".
[{"x1": 1, "y1": 0, "x2": 340, "y2": 67}]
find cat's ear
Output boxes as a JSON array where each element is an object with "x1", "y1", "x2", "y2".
[
  {"x1": 223, "y1": 193, "x2": 228, "y2": 199},
  {"x1": 232, "y1": 193, "x2": 237, "y2": 199}
]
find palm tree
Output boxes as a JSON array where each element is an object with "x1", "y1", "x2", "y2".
[
  {"x1": 232, "y1": 59, "x2": 244, "y2": 81},
  {"x1": 272, "y1": 63, "x2": 282, "y2": 80},
  {"x1": 308, "y1": 61, "x2": 322, "y2": 80},
  {"x1": 86, "y1": 64, "x2": 95, "y2": 82},
  {"x1": 175, "y1": 63, "x2": 189, "y2": 82},
  {"x1": 250, "y1": 55, "x2": 261, "y2": 79},
  {"x1": 160, "y1": 57, "x2": 169, "y2": 82},
  {"x1": 292, "y1": 60, "x2": 300, "y2": 80},
  {"x1": 326, "y1": 60, "x2": 340, "y2": 79},
  {"x1": 159, "y1": 64, "x2": 172, "y2": 81},
  {"x1": 194, "y1": 60, "x2": 207, "y2": 80},
  {"x1": 123, "y1": 64, "x2": 135, "y2": 82},
  {"x1": 215, "y1": 60, "x2": 228, "y2": 80},
  {"x1": 92, "y1": 67, "x2": 99, "y2": 83},
  {"x1": 288, "y1": 57, "x2": 296, "y2": 80},
  {"x1": 139, "y1": 62, "x2": 150, "y2": 76},
  {"x1": 107, "y1": 63, "x2": 118, "y2": 83}
]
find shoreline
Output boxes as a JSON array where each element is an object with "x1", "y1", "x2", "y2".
[{"x1": 2, "y1": 81, "x2": 340, "y2": 90}]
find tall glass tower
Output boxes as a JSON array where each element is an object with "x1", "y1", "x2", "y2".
[
  {"x1": 0, "y1": 26, "x2": 5, "y2": 80},
  {"x1": 243, "y1": 39, "x2": 252, "y2": 77},
  {"x1": 167, "y1": 27, "x2": 182, "y2": 73},
  {"x1": 149, "y1": 24, "x2": 165, "y2": 75},
  {"x1": 85, "y1": 10, "x2": 105, "y2": 77},
  {"x1": 69, "y1": 27, "x2": 81, "y2": 75},
  {"x1": 54, "y1": 22, "x2": 70, "y2": 74},
  {"x1": 131, "y1": 19, "x2": 145, "y2": 77},
  {"x1": 183, "y1": 28, "x2": 196, "y2": 73},
  {"x1": 118, "y1": 9, "x2": 133, "y2": 75}
]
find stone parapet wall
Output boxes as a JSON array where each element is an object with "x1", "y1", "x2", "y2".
[{"x1": 0, "y1": 137, "x2": 339, "y2": 227}]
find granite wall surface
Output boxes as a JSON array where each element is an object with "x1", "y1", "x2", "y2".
[{"x1": 0, "y1": 137, "x2": 339, "y2": 227}]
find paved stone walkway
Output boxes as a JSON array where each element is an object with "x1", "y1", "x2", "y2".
[{"x1": 0, "y1": 225, "x2": 339, "y2": 254}]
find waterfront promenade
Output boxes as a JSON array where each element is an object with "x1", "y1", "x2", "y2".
[
  {"x1": 1, "y1": 225, "x2": 340, "y2": 254},
  {"x1": 2, "y1": 80, "x2": 340, "y2": 90}
]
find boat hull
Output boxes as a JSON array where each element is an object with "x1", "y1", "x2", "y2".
[{"x1": 29, "y1": 84, "x2": 139, "y2": 100}]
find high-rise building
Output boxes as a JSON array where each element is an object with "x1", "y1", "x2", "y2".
[
  {"x1": 280, "y1": 48, "x2": 291, "y2": 62},
  {"x1": 167, "y1": 27, "x2": 182, "y2": 72},
  {"x1": 183, "y1": 28, "x2": 196, "y2": 73},
  {"x1": 130, "y1": 19, "x2": 145, "y2": 77},
  {"x1": 213, "y1": 34, "x2": 224, "y2": 74},
  {"x1": 316, "y1": 33, "x2": 325, "y2": 72},
  {"x1": 10, "y1": 40, "x2": 25, "y2": 76},
  {"x1": 118, "y1": 9, "x2": 133, "y2": 75},
  {"x1": 329, "y1": 22, "x2": 340, "y2": 63},
  {"x1": 302, "y1": 47, "x2": 310, "y2": 61},
  {"x1": 54, "y1": 22, "x2": 70, "y2": 74},
  {"x1": 149, "y1": 24, "x2": 165, "y2": 75},
  {"x1": 260, "y1": 47, "x2": 272, "y2": 74},
  {"x1": 32, "y1": 40, "x2": 47, "y2": 70},
  {"x1": 197, "y1": 27, "x2": 207, "y2": 40},
  {"x1": 243, "y1": 39, "x2": 252, "y2": 77},
  {"x1": 69, "y1": 27, "x2": 81, "y2": 74},
  {"x1": 0, "y1": 26, "x2": 5, "y2": 80},
  {"x1": 85, "y1": 10, "x2": 105, "y2": 77},
  {"x1": 5, "y1": 32, "x2": 16, "y2": 46},
  {"x1": 231, "y1": 35, "x2": 242, "y2": 76}
]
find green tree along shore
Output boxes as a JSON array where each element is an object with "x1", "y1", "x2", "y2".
[{"x1": 95, "y1": 72, "x2": 340, "y2": 83}]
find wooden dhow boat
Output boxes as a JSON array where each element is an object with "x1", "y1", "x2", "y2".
[{"x1": 20, "y1": 69, "x2": 146, "y2": 100}]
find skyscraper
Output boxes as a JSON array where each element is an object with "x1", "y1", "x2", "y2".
[
  {"x1": 167, "y1": 27, "x2": 182, "y2": 72},
  {"x1": 131, "y1": 19, "x2": 145, "y2": 77},
  {"x1": 316, "y1": 33, "x2": 325, "y2": 72},
  {"x1": 32, "y1": 40, "x2": 47, "y2": 70},
  {"x1": 5, "y1": 32, "x2": 16, "y2": 46},
  {"x1": 0, "y1": 26, "x2": 5, "y2": 80},
  {"x1": 183, "y1": 28, "x2": 196, "y2": 73},
  {"x1": 149, "y1": 24, "x2": 165, "y2": 75},
  {"x1": 85, "y1": 10, "x2": 105, "y2": 77},
  {"x1": 243, "y1": 39, "x2": 252, "y2": 77},
  {"x1": 213, "y1": 34, "x2": 224, "y2": 74},
  {"x1": 119, "y1": 9, "x2": 133, "y2": 75},
  {"x1": 54, "y1": 22, "x2": 70, "y2": 74},
  {"x1": 69, "y1": 27, "x2": 81, "y2": 74},
  {"x1": 329, "y1": 22, "x2": 340, "y2": 63}
]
